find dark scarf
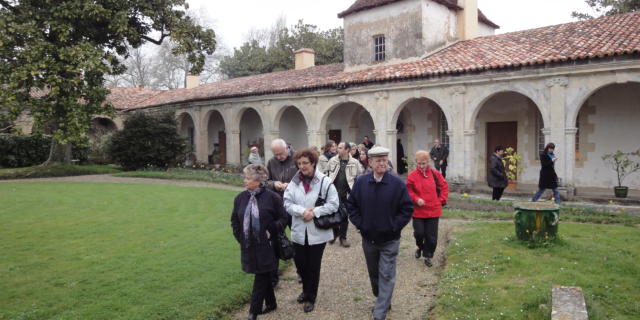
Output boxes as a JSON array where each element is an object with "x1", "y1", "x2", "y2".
[
  {"x1": 243, "y1": 188, "x2": 261, "y2": 246},
  {"x1": 298, "y1": 172, "x2": 314, "y2": 193},
  {"x1": 324, "y1": 151, "x2": 336, "y2": 160}
]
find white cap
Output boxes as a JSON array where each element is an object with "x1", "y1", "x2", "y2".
[{"x1": 368, "y1": 146, "x2": 389, "y2": 157}]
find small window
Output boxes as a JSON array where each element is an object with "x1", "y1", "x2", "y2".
[
  {"x1": 535, "y1": 112, "x2": 545, "y2": 159},
  {"x1": 439, "y1": 110, "x2": 449, "y2": 149},
  {"x1": 373, "y1": 35, "x2": 385, "y2": 62}
]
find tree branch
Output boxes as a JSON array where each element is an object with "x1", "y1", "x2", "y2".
[
  {"x1": 0, "y1": 0, "x2": 17, "y2": 12},
  {"x1": 0, "y1": 124, "x2": 14, "y2": 133},
  {"x1": 141, "y1": 33, "x2": 170, "y2": 45}
]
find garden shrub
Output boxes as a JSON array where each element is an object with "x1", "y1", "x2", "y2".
[
  {"x1": 109, "y1": 112, "x2": 186, "y2": 171},
  {"x1": 0, "y1": 134, "x2": 88, "y2": 168}
]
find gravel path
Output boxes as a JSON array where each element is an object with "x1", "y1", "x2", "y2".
[
  {"x1": 231, "y1": 220, "x2": 462, "y2": 320},
  {"x1": 0, "y1": 174, "x2": 244, "y2": 191}
]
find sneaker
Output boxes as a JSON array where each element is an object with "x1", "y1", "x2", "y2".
[
  {"x1": 303, "y1": 302, "x2": 314, "y2": 313},
  {"x1": 415, "y1": 248, "x2": 422, "y2": 259},
  {"x1": 424, "y1": 257, "x2": 433, "y2": 267},
  {"x1": 339, "y1": 238, "x2": 351, "y2": 247}
]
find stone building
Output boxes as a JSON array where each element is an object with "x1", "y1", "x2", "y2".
[{"x1": 26, "y1": 0, "x2": 640, "y2": 193}]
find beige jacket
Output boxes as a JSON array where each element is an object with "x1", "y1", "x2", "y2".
[{"x1": 325, "y1": 154, "x2": 363, "y2": 190}]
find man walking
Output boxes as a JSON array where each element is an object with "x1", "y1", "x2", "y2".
[
  {"x1": 429, "y1": 139, "x2": 449, "y2": 178},
  {"x1": 347, "y1": 146, "x2": 413, "y2": 320},
  {"x1": 264, "y1": 138, "x2": 298, "y2": 287},
  {"x1": 325, "y1": 141, "x2": 363, "y2": 247}
]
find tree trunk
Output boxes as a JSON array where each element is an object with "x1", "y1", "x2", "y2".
[{"x1": 42, "y1": 140, "x2": 72, "y2": 165}]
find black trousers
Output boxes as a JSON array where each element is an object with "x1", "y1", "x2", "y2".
[
  {"x1": 492, "y1": 187, "x2": 505, "y2": 201},
  {"x1": 413, "y1": 217, "x2": 439, "y2": 258},
  {"x1": 435, "y1": 163, "x2": 447, "y2": 178},
  {"x1": 293, "y1": 235, "x2": 326, "y2": 303},
  {"x1": 332, "y1": 216, "x2": 349, "y2": 240},
  {"x1": 249, "y1": 272, "x2": 276, "y2": 314}
]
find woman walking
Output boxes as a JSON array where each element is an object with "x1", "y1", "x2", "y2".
[
  {"x1": 406, "y1": 151, "x2": 448, "y2": 267},
  {"x1": 532, "y1": 143, "x2": 561, "y2": 204},
  {"x1": 231, "y1": 164, "x2": 287, "y2": 320},
  {"x1": 488, "y1": 146, "x2": 508, "y2": 201},
  {"x1": 284, "y1": 148, "x2": 339, "y2": 313}
]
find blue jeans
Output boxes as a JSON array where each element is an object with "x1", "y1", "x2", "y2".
[{"x1": 531, "y1": 188, "x2": 561, "y2": 204}]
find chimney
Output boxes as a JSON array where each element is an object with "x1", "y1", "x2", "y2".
[
  {"x1": 185, "y1": 74, "x2": 200, "y2": 89},
  {"x1": 458, "y1": 0, "x2": 478, "y2": 40},
  {"x1": 294, "y1": 48, "x2": 315, "y2": 70}
]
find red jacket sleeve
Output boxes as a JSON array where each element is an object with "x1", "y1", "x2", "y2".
[{"x1": 406, "y1": 172, "x2": 419, "y2": 204}]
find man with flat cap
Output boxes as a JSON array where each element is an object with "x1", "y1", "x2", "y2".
[{"x1": 347, "y1": 146, "x2": 413, "y2": 320}]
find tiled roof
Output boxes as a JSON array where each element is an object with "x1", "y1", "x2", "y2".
[
  {"x1": 117, "y1": 11, "x2": 640, "y2": 110},
  {"x1": 106, "y1": 87, "x2": 163, "y2": 110},
  {"x1": 337, "y1": 0, "x2": 499, "y2": 28}
]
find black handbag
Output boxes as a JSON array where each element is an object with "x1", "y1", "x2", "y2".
[
  {"x1": 274, "y1": 231, "x2": 294, "y2": 260},
  {"x1": 313, "y1": 177, "x2": 347, "y2": 229}
]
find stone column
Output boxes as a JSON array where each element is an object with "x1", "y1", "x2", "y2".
[
  {"x1": 542, "y1": 128, "x2": 552, "y2": 144},
  {"x1": 227, "y1": 129, "x2": 241, "y2": 166},
  {"x1": 386, "y1": 129, "x2": 398, "y2": 171},
  {"x1": 263, "y1": 130, "x2": 280, "y2": 161},
  {"x1": 308, "y1": 130, "x2": 326, "y2": 150},
  {"x1": 564, "y1": 127, "x2": 578, "y2": 191},
  {"x1": 195, "y1": 111, "x2": 209, "y2": 163},
  {"x1": 449, "y1": 85, "x2": 467, "y2": 183},
  {"x1": 546, "y1": 77, "x2": 569, "y2": 182},
  {"x1": 463, "y1": 129, "x2": 477, "y2": 185}
]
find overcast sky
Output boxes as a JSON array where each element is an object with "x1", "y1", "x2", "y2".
[{"x1": 188, "y1": 0, "x2": 596, "y2": 51}]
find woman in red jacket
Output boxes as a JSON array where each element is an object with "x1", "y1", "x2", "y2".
[{"x1": 406, "y1": 150, "x2": 448, "y2": 267}]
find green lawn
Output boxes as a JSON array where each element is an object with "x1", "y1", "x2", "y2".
[
  {"x1": 113, "y1": 168, "x2": 243, "y2": 187},
  {"x1": 0, "y1": 182, "x2": 249, "y2": 320},
  {"x1": 0, "y1": 164, "x2": 121, "y2": 180},
  {"x1": 432, "y1": 222, "x2": 640, "y2": 319}
]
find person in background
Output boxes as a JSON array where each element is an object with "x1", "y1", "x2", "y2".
[
  {"x1": 362, "y1": 136, "x2": 374, "y2": 149},
  {"x1": 359, "y1": 149, "x2": 372, "y2": 173},
  {"x1": 396, "y1": 139, "x2": 406, "y2": 175},
  {"x1": 231, "y1": 164, "x2": 287, "y2": 320},
  {"x1": 318, "y1": 140, "x2": 337, "y2": 174},
  {"x1": 325, "y1": 141, "x2": 363, "y2": 247},
  {"x1": 532, "y1": 143, "x2": 561, "y2": 204},
  {"x1": 349, "y1": 142, "x2": 359, "y2": 159},
  {"x1": 405, "y1": 151, "x2": 448, "y2": 268},
  {"x1": 264, "y1": 138, "x2": 298, "y2": 287},
  {"x1": 429, "y1": 139, "x2": 449, "y2": 178},
  {"x1": 284, "y1": 148, "x2": 339, "y2": 313},
  {"x1": 347, "y1": 146, "x2": 413, "y2": 320},
  {"x1": 248, "y1": 146, "x2": 262, "y2": 165},
  {"x1": 488, "y1": 146, "x2": 508, "y2": 201}
]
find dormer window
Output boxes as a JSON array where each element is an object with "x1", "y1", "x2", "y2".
[{"x1": 373, "y1": 35, "x2": 385, "y2": 62}]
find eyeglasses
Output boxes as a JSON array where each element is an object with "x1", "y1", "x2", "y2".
[{"x1": 296, "y1": 161, "x2": 311, "y2": 166}]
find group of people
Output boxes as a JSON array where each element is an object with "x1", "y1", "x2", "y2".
[
  {"x1": 487, "y1": 142, "x2": 562, "y2": 204},
  {"x1": 231, "y1": 137, "x2": 449, "y2": 320}
]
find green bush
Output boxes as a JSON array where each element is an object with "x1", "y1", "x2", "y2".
[
  {"x1": 0, "y1": 134, "x2": 88, "y2": 168},
  {"x1": 88, "y1": 133, "x2": 113, "y2": 165},
  {"x1": 109, "y1": 112, "x2": 186, "y2": 171}
]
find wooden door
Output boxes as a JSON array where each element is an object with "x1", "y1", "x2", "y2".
[
  {"x1": 328, "y1": 130, "x2": 341, "y2": 144},
  {"x1": 218, "y1": 131, "x2": 226, "y2": 165},
  {"x1": 487, "y1": 122, "x2": 517, "y2": 178}
]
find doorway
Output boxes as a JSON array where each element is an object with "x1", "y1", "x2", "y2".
[{"x1": 487, "y1": 122, "x2": 517, "y2": 178}]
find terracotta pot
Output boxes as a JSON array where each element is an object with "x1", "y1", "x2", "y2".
[{"x1": 506, "y1": 181, "x2": 518, "y2": 191}]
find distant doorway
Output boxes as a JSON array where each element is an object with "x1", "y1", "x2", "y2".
[
  {"x1": 487, "y1": 122, "x2": 517, "y2": 178},
  {"x1": 328, "y1": 130, "x2": 341, "y2": 144}
]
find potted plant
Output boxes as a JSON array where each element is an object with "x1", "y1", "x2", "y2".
[
  {"x1": 602, "y1": 150, "x2": 640, "y2": 198},
  {"x1": 503, "y1": 147, "x2": 524, "y2": 190}
]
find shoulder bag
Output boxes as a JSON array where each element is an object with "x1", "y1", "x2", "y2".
[{"x1": 313, "y1": 177, "x2": 346, "y2": 229}]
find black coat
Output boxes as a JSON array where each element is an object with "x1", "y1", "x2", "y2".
[
  {"x1": 487, "y1": 153, "x2": 508, "y2": 188},
  {"x1": 230, "y1": 188, "x2": 287, "y2": 274},
  {"x1": 538, "y1": 153, "x2": 558, "y2": 189},
  {"x1": 429, "y1": 145, "x2": 449, "y2": 166}
]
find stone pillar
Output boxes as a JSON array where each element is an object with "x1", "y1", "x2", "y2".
[
  {"x1": 546, "y1": 77, "x2": 569, "y2": 182},
  {"x1": 308, "y1": 130, "x2": 326, "y2": 150},
  {"x1": 564, "y1": 127, "x2": 578, "y2": 192},
  {"x1": 542, "y1": 128, "x2": 552, "y2": 144},
  {"x1": 263, "y1": 130, "x2": 280, "y2": 161},
  {"x1": 195, "y1": 113, "x2": 209, "y2": 164},
  {"x1": 386, "y1": 129, "x2": 398, "y2": 171},
  {"x1": 463, "y1": 129, "x2": 477, "y2": 185},
  {"x1": 449, "y1": 86, "x2": 467, "y2": 183},
  {"x1": 227, "y1": 129, "x2": 241, "y2": 166}
]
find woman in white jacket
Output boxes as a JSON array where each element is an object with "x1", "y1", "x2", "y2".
[{"x1": 284, "y1": 148, "x2": 339, "y2": 313}]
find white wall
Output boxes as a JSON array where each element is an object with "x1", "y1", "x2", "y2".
[
  {"x1": 279, "y1": 106, "x2": 308, "y2": 151},
  {"x1": 574, "y1": 83, "x2": 640, "y2": 189},
  {"x1": 478, "y1": 22, "x2": 496, "y2": 37},
  {"x1": 423, "y1": 0, "x2": 458, "y2": 51}
]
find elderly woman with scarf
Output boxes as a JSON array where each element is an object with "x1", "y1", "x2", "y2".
[
  {"x1": 231, "y1": 164, "x2": 287, "y2": 320},
  {"x1": 284, "y1": 148, "x2": 339, "y2": 313}
]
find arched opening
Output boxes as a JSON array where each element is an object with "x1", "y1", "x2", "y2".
[
  {"x1": 177, "y1": 112, "x2": 196, "y2": 164},
  {"x1": 278, "y1": 106, "x2": 308, "y2": 151},
  {"x1": 239, "y1": 108, "x2": 264, "y2": 165},
  {"x1": 574, "y1": 82, "x2": 640, "y2": 189},
  {"x1": 473, "y1": 91, "x2": 545, "y2": 185},
  {"x1": 324, "y1": 102, "x2": 374, "y2": 147},
  {"x1": 206, "y1": 110, "x2": 226, "y2": 165},
  {"x1": 88, "y1": 117, "x2": 117, "y2": 138},
  {"x1": 393, "y1": 98, "x2": 449, "y2": 174}
]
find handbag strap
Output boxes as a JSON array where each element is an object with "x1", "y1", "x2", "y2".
[{"x1": 316, "y1": 176, "x2": 331, "y2": 202}]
